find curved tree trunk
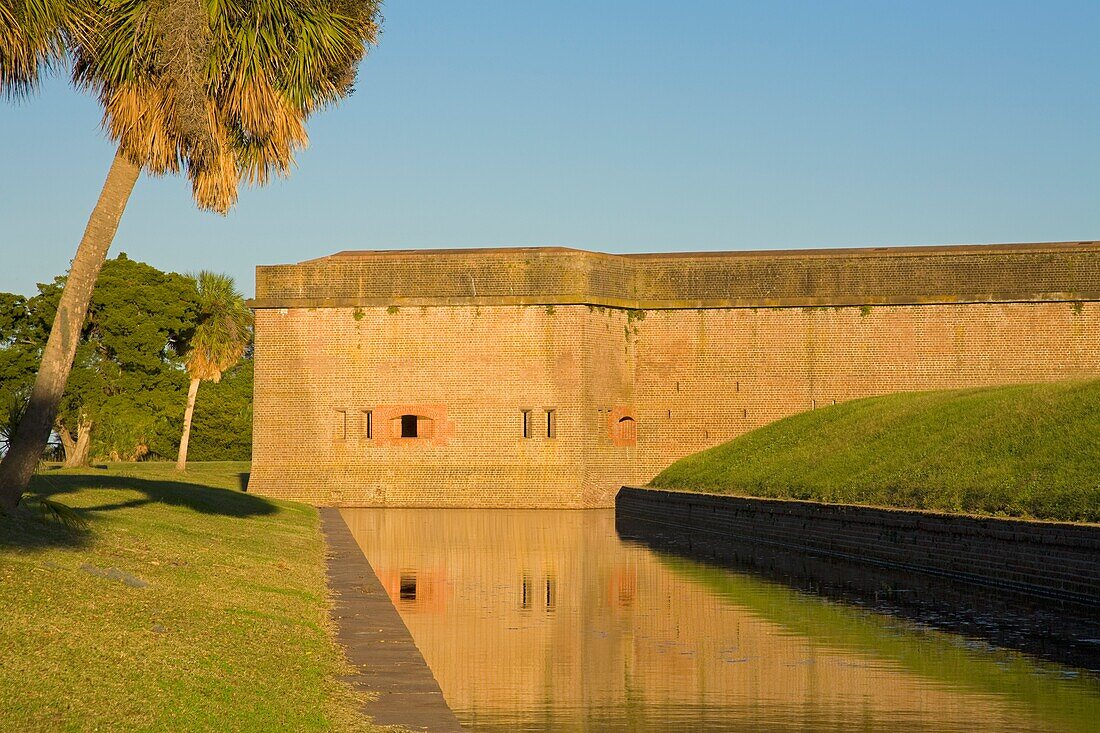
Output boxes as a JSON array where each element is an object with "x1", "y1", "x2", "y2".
[
  {"x1": 0, "y1": 152, "x2": 141, "y2": 510},
  {"x1": 57, "y1": 414, "x2": 93, "y2": 468},
  {"x1": 57, "y1": 424, "x2": 77, "y2": 465},
  {"x1": 176, "y1": 376, "x2": 201, "y2": 471},
  {"x1": 69, "y1": 416, "x2": 93, "y2": 468}
]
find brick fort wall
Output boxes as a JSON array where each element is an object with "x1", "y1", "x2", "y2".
[{"x1": 249, "y1": 242, "x2": 1100, "y2": 507}]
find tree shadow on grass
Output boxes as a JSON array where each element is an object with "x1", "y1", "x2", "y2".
[{"x1": 0, "y1": 472, "x2": 278, "y2": 550}]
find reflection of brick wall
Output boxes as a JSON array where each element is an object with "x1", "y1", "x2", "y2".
[
  {"x1": 341, "y1": 507, "x2": 1048, "y2": 724},
  {"x1": 250, "y1": 243, "x2": 1100, "y2": 507}
]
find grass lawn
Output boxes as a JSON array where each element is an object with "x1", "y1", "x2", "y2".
[
  {"x1": 0, "y1": 461, "x2": 387, "y2": 732},
  {"x1": 650, "y1": 379, "x2": 1100, "y2": 522}
]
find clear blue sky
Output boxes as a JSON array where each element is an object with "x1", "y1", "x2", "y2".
[{"x1": 1, "y1": 0, "x2": 1097, "y2": 297}]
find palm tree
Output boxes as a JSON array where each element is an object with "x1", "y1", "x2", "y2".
[
  {"x1": 176, "y1": 272, "x2": 251, "y2": 471},
  {"x1": 0, "y1": 0, "x2": 381, "y2": 510}
]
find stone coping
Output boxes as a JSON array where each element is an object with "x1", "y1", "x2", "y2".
[
  {"x1": 252, "y1": 241, "x2": 1100, "y2": 310},
  {"x1": 624, "y1": 486, "x2": 1100, "y2": 535}
]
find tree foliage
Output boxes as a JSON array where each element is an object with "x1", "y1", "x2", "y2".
[
  {"x1": 184, "y1": 271, "x2": 252, "y2": 382},
  {"x1": 176, "y1": 270, "x2": 252, "y2": 469},
  {"x1": 187, "y1": 357, "x2": 252, "y2": 461},
  {"x1": 0, "y1": 255, "x2": 255, "y2": 462},
  {"x1": 4, "y1": 0, "x2": 382, "y2": 213}
]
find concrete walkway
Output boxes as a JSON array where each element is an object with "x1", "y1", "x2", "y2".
[{"x1": 320, "y1": 507, "x2": 464, "y2": 732}]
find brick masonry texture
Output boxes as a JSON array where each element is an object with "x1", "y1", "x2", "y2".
[
  {"x1": 249, "y1": 242, "x2": 1100, "y2": 507},
  {"x1": 616, "y1": 488, "x2": 1100, "y2": 606}
]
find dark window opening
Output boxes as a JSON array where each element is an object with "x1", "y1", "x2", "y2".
[
  {"x1": 401, "y1": 414, "x2": 418, "y2": 438},
  {"x1": 521, "y1": 574, "x2": 532, "y2": 609},
  {"x1": 545, "y1": 576, "x2": 556, "y2": 610},
  {"x1": 363, "y1": 410, "x2": 373, "y2": 440},
  {"x1": 522, "y1": 410, "x2": 532, "y2": 439},
  {"x1": 546, "y1": 409, "x2": 556, "y2": 439},
  {"x1": 399, "y1": 573, "x2": 417, "y2": 601}
]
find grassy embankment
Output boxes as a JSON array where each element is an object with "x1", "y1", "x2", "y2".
[
  {"x1": 0, "y1": 461, "x2": 385, "y2": 732},
  {"x1": 651, "y1": 379, "x2": 1100, "y2": 522}
]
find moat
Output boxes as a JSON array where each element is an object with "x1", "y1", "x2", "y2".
[{"x1": 342, "y1": 508, "x2": 1099, "y2": 733}]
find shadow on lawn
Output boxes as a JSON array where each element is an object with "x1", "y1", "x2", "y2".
[{"x1": 0, "y1": 472, "x2": 277, "y2": 549}]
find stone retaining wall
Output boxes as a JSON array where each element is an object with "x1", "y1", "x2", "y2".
[{"x1": 616, "y1": 487, "x2": 1100, "y2": 606}]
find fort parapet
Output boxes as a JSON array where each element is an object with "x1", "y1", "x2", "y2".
[{"x1": 250, "y1": 242, "x2": 1100, "y2": 507}]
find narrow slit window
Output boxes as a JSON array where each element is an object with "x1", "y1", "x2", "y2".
[
  {"x1": 522, "y1": 410, "x2": 532, "y2": 439},
  {"x1": 363, "y1": 410, "x2": 373, "y2": 440},
  {"x1": 400, "y1": 414, "x2": 418, "y2": 438},
  {"x1": 545, "y1": 576, "x2": 556, "y2": 610},
  {"x1": 546, "y1": 409, "x2": 556, "y2": 439},
  {"x1": 521, "y1": 573, "x2": 532, "y2": 609},
  {"x1": 335, "y1": 409, "x2": 347, "y2": 440}
]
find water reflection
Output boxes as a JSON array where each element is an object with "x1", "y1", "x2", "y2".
[{"x1": 341, "y1": 508, "x2": 1100, "y2": 733}]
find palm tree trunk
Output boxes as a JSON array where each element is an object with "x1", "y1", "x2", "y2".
[
  {"x1": 176, "y1": 377, "x2": 201, "y2": 471},
  {"x1": 0, "y1": 151, "x2": 141, "y2": 510}
]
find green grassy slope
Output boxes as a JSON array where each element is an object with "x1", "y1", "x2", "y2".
[
  {"x1": 0, "y1": 462, "x2": 383, "y2": 732},
  {"x1": 650, "y1": 380, "x2": 1100, "y2": 522}
]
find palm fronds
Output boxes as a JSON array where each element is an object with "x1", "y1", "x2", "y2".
[
  {"x1": 7, "y1": 0, "x2": 382, "y2": 211},
  {"x1": 185, "y1": 271, "x2": 252, "y2": 382},
  {"x1": 20, "y1": 496, "x2": 89, "y2": 530},
  {"x1": 0, "y1": 0, "x2": 87, "y2": 97}
]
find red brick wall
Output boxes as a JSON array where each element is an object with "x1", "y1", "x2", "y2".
[
  {"x1": 252, "y1": 305, "x2": 620, "y2": 507},
  {"x1": 631, "y1": 301, "x2": 1100, "y2": 482},
  {"x1": 249, "y1": 245, "x2": 1100, "y2": 507}
]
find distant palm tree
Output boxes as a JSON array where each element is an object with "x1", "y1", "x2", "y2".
[
  {"x1": 176, "y1": 272, "x2": 251, "y2": 472},
  {"x1": 0, "y1": 0, "x2": 380, "y2": 510}
]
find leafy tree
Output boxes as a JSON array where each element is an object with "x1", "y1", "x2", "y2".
[
  {"x1": 0, "y1": 292, "x2": 42, "y2": 456},
  {"x1": 0, "y1": 0, "x2": 380, "y2": 509},
  {"x1": 7, "y1": 255, "x2": 199, "y2": 465},
  {"x1": 176, "y1": 272, "x2": 251, "y2": 471},
  {"x1": 2, "y1": 256, "x2": 255, "y2": 464}
]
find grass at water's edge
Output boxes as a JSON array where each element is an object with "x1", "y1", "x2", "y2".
[
  {"x1": 0, "y1": 461, "x2": 386, "y2": 732},
  {"x1": 650, "y1": 379, "x2": 1100, "y2": 523}
]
